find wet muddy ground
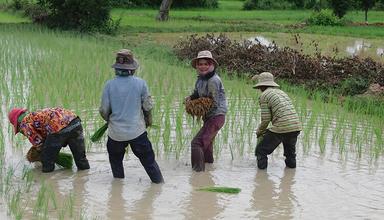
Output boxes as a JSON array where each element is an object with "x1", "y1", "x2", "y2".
[{"x1": 2, "y1": 140, "x2": 383, "y2": 220}]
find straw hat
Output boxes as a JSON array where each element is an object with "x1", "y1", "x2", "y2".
[
  {"x1": 253, "y1": 72, "x2": 280, "y2": 88},
  {"x1": 8, "y1": 108, "x2": 27, "y2": 134},
  {"x1": 111, "y1": 49, "x2": 139, "y2": 70},
  {"x1": 191, "y1": 50, "x2": 219, "y2": 69}
]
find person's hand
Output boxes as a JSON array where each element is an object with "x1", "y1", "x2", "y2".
[{"x1": 143, "y1": 110, "x2": 152, "y2": 128}]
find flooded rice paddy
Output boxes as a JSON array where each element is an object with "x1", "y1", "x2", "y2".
[
  {"x1": 0, "y1": 26, "x2": 383, "y2": 219},
  {"x1": 1, "y1": 139, "x2": 383, "y2": 219}
]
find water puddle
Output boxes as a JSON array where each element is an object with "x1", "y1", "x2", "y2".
[
  {"x1": 247, "y1": 36, "x2": 273, "y2": 47},
  {"x1": 246, "y1": 35, "x2": 384, "y2": 62}
]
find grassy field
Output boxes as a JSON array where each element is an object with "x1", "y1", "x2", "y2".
[{"x1": 1, "y1": 1, "x2": 384, "y2": 38}]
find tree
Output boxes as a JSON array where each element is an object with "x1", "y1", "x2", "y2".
[
  {"x1": 156, "y1": 0, "x2": 173, "y2": 21},
  {"x1": 329, "y1": 0, "x2": 350, "y2": 18},
  {"x1": 36, "y1": 0, "x2": 116, "y2": 32},
  {"x1": 360, "y1": 0, "x2": 376, "y2": 23},
  {"x1": 289, "y1": 0, "x2": 305, "y2": 8}
]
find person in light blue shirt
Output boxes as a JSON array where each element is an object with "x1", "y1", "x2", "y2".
[{"x1": 99, "y1": 49, "x2": 163, "y2": 183}]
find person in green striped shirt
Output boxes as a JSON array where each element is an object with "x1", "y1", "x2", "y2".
[{"x1": 253, "y1": 72, "x2": 302, "y2": 169}]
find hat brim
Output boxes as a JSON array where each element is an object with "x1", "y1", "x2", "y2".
[
  {"x1": 253, "y1": 81, "x2": 280, "y2": 89},
  {"x1": 191, "y1": 57, "x2": 219, "y2": 69},
  {"x1": 112, "y1": 59, "x2": 139, "y2": 70}
]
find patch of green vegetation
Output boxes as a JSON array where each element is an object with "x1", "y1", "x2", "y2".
[
  {"x1": 0, "y1": 11, "x2": 29, "y2": 23},
  {"x1": 111, "y1": 1, "x2": 384, "y2": 38},
  {"x1": 198, "y1": 186, "x2": 241, "y2": 194}
]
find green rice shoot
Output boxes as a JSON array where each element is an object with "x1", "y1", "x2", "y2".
[
  {"x1": 198, "y1": 186, "x2": 241, "y2": 194},
  {"x1": 90, "y1": 123, "x2": 108, "y2": 142},
  {"x1": 56, "y1": 152, "x2": 73, "y2": 169}
]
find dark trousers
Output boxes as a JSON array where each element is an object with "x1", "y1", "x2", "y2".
[
  {"x1": 107, "y1": 132, "x2": 164, "y2": 183},
  {"x1": 191, "y1": 114, "x2": 225, "y2": 172},
  {"x1": 255, "y1": 130, "x2": 300, "y2": 169},
  {"x1": 41, "y1": 118, "x2": 90, "y2": 172}
]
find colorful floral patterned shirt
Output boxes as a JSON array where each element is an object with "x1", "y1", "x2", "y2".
[{"x1": 19, "y1": 107, "x2": 77, "y2": 147}]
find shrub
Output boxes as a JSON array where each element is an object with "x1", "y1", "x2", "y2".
[
  {"x1": 24, "y1": 3, "x2": 49, "y2": 23},
  {"x1": 36, "y1": 0, "x2": 119, "y2": 33},
  {"x1": 243, "y1": 0, "x2": 257, "y2": 10},
  {"x1": 110, "y1": 0, "x2": 218, "y2": 8},
  {"x1": 307, "y1": 9, "x2": 345, "y2": 26},
  {"x1": 329, "y1": 0, "x2": 350, "y2": 18},
  {"x1": 339, "y1": 77, "x2": 370, "y2": 96},
  {"x1": 173, "y1": 34, "x2": 384, "y2": 96},
  {"x1": 10, "y1": 0, "x2": 31, "y2": 10}
]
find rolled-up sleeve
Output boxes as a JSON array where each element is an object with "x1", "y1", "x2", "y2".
[
  {"x1": 141, "y1": 81, "x2": 153, "y2": 111},
  {"x1": 99, "y1": 83, "x2": 111, "y2": 121}
]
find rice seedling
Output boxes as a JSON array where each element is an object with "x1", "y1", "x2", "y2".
[
  {"x1": 90, "y1": 123, "x2": 108, "y2": 143},
  {"x1": 198, "y1": 186, "x2": 241, "y2": 194}
]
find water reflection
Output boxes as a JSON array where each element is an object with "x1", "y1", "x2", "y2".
[
  {"x1": 345, "y1": 40, "x2": 371, "y2": 56},
  {"x1": 185, "y1": 171, "x2": 222, "y2": 220},
  {"x1": 377, "y1": 48, "x2": 384, "y2": 57},
  {"x1": 252, "y1": 169, "x2": 296, "y2": 219},
  {"x1": 247, "y1": 36, "x2": 273, "y2": 47},
  {"x1": 107, "y1": 179, "x2": 128, "y2": 220},
  {"x1": 129, "y1": 183, "x2": 162, "y2": 219}
]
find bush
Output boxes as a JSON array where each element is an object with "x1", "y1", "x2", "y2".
[
  {"x1": 36, "y1": 0, "x2": 119, "y2": 33},
  {"x1": 24, "y1": 3, "x2": 49, "y2": 23},
  {"x1": 110, "y1": 0, "x2": 218, "y2": 8},
  {"x1": 339, "y1": 77, "x2": 370, "y2": 96},
  {"x1": 10, "y1": 0, "x2": 31, "y2": 10},
  {"x1": 307, "y1": 9, "x2": 345, "y2": 26},
  {"x1": 243, "y1": 0, "x2": 294, "y2": 10},
  {"x1": 329, "y1": 0, "x2": 350, "y2": 18},
  {"x1": 173, "y1": 34, "x2": 384, "y2": 96},
  {"x1": 243, "y1": 0, "x2": 257, "y2": 10}
]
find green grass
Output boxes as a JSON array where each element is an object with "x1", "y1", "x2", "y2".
[
  {"x1": 0, "y1": 11, "x2": 29, "y2": 23},
  {"x1": 110, "y1": 1, "x2": 384, "y2": 38},
  {"x1": 1, "y1": 0, "x2": 384, "y2": 38}
]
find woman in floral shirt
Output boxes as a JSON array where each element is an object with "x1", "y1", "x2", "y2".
[{"x1": 8, "y1": 107, "x2": 90, "y2": 172}]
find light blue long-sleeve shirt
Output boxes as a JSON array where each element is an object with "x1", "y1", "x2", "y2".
[{"x1": 99, "y1": 75, "x2": 153, "y2": 141}]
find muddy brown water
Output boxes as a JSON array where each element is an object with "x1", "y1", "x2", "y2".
[{"x1": 2, "y1": 142, "x2": 383, "y2": 220}]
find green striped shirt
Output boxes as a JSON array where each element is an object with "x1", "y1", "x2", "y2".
[{"x1": 256, "y1": 88, "x2": 301, "y2": 136}]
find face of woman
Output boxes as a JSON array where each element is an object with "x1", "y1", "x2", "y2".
[{"x1": 196, "y1": 59, "x2": 213, "y2": 75}]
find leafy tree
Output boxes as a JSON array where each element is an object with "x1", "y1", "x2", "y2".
[
  {"x1": 359, "y1": 0, "x2": 376, "y2": 23},
  {"x1": 289, "y1": 0, "x2": 305, "y2": 8},
  {"x1": 37, "y1": 0, "x2": 118, "y2": 33},
  {"x1": 329, "y1": 0, "x2": 350, "y2": 18}
]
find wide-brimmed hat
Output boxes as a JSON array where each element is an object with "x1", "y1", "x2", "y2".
[
  {"x1": 111, "y1": 49, "x2": 139, "y2": 70},
  {"x1": 191, "y1": 50, "x2": 219, "y2": 69},
  {"x1": 252, "y1": 72, "x2": 280, "y2": 89},
  {"x1": 8, "y1": 108, "x2": 27, "y2": 134}
]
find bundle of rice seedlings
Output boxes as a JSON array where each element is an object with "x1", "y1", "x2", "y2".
[
  {"x1": 197, "y1": 186, "x2": 241, "y2": 194},
  {"x1": 91, "y1": 123, "x2": 108, "y2": 142},
  {"x1": 55, "y1": 152, "x2": 73, "y2": 169},
  {"x1": 26, "y1": 147, "x2": 73, "y2": 169},
  {"x1": 185, "y1": 97, "x2": 213, "y2": 120},
  {"x1": 26, "y1": 146, "x2": 41, "y2": 162}
]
